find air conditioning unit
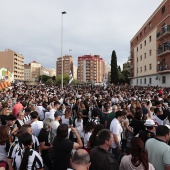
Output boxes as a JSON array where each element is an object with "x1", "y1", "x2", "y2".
[{"x1": 157, "y1": 61, "x2": 160, "y2": 64}]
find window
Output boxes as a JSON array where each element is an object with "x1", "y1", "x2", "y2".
[
  {"x1": 149, "y1": 64, "x2": 152, "y2": 70},
  {"x1": 149, "y1": 36, "x2": 151, "y2": 42},
  {"x1": 144, "y1": 53, "x2": 146, "y2": 59},
  {"x1": 140, "y1": 79, "x2": 142, "y2": 84},
  {"x1": 137, "y1": 57, "x2": 138, "y2": 63},
  {"x1": 144, "y1": 65, "x2": 147, "y2": 71},
  {"x1": 140, "y1": 55, "x2": 142, "y2": 61},
  {"x1": 140, "y1": 67, "x2": 142, "y2": 73},
  {"x1": 137, "y1": 79, "x2": 138, "y2": 85},
  {"x1": 162, "y1": 6, "x2": 165, "y2": 14},
  {"x1": 140, "y1": 44, "x2": 142, "y2": 49},
  {"x1": 149, "y1": 49, "x2": 152, "y2": 56},
  {"x1": 162, "y1": 76, "x2": 166, "y2": 84},
  {"x1": 137, "y1": 68, "x2": 138, "y2": 73},
  {"x1": 144, "y1": 78, "x2": 146, "y2": 84},
  {"x1": 149, "y1": 22, "x2": 152, "y2": 28},
  {"x1": 149, "y1": 78, "x2": 152, "y2": 84},
  {"x1": 144, "y1": 40, "x2": 146, "y2": 46},
  {"x1": 137, "y1": 47, "x2": 138, "y2": 52}
]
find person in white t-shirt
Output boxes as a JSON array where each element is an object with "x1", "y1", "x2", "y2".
[
  {"x1": 84, "y1": 121, "x2": 96, "y2": 149},
  {"x1": 152, "y1": 107, "x2": 164, "y2": 125},
  {"x1": 36, "y1": 101, "x2": 46, "y2": 121},
  {"x1": 30, "y1": 111, "x2": 43, "y2": 137},
  {"x1": 51, "y1": 110, "x2": 62, "y2": 142},
  {"x1": 74, "y1": 111, "x2": 84, "y2": 138},
  {"x1": 110, "y1": 111, "x2": 125, "y2": 161}
]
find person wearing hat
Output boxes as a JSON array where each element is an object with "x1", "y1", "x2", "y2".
[
  {"x1": 138, "y1": 119, "x2": 156, "y2": 144},
  {"x1": 51, "y1": 110, "x2": 62, "y2": 142}
]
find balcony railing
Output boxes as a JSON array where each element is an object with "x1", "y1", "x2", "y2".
[
  {"x1": 157, "y1": 65, "x2": 169, "y2": 71},
  {"x1": 157, "y1": 42, "x2": 170, "y2": 56},
  {"x1": 157, "y1": 25, "x2": 170, "y2": 39}
]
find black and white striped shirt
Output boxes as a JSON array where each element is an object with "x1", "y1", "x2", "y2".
[
  {"x1": 23, "y1": 114, "x2": 32, "y2": 124},
  {"x1": 7, "y1": 135, "x2": 40, "y2": 159},
  {"x1": 12, "y1": 148, "x2": 43, "y2": 170}
]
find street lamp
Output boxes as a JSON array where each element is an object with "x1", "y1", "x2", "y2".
[{"x1": 61, "y1": 11, "x2": 66, "y2": 89}]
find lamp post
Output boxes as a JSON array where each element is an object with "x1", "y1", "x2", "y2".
[{"x1": 61, "y1": 11, "x2": 66, "y2": 89}]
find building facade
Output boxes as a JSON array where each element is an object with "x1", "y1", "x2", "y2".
[
  {"x1": 0, "y1": 49, "x2": 24, "y2": 81},
  {"x1": 130, "y1": 0, "x2": 170, "y2": 87},
  {"x1": 73, "y1": 65, "x2": 77, "y2": 79},
  {"x1": 24, "y1": 61, "x2": 41, "y2": 83},
  {"x1": 41, "y1": 68, "x2": 56, "y2": 77},
  {"x1": 77, "y1": 55, "x2": 105, "y2": 83},
  {"x1": 56, "y1": 55, "x2": 73, "y2": 77}
]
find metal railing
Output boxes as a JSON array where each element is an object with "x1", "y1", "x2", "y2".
[{"x1": 157, "y1": 25, "x2": 170, "y2": 39}]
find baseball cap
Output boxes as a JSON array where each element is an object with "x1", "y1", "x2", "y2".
[
  {"x1": 144, "y1": 119, "x2": 157, "y2": 127},
  {"x1": 54, "y1": 110, "x2": 62, "y2": 117}
]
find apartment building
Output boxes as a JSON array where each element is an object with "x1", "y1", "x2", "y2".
[
  {"x1": 130, "y1": 0, "x2": 170, "y2": 87},
  {"x1": 0, "y1": 49, "x2": 24, "y2": 81},
  {"x1": 24, "y1": 61, "x2": 41, "y2": 83},
  {"x1": 40, "y1": 68, "x2": 56, "y2": 77},
  {"x1": 77, "y1": 55, "x2": 105, "y2": 83},
  {"x1": 56, "y1": 55, "x2": 73, "y2": 77},
  {"x1": 73, "y1": 65, "x2": 77, "y2": 79}
]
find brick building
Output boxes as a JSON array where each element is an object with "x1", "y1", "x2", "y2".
[
  {"x1": 130, "y1": 0, "x2": 170, "y2": 86},
  {"x1": 0, "y1": 49, "x2": 24, "y2": 81},
  {"x1": 77, "y1": 55, "x2": 105, "y2": 83}
]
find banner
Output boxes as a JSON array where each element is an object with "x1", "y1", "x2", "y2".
[{"x1": 0, "y1": 68, "x2": 13, "y2": 91}]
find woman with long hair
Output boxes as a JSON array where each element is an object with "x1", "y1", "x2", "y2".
[
  {"x1": 120, "y1": 137, "x2": 155, "y2": 170},
  {"x1": 83, "y1": 121, "x2": 96, "y2": 152},
  {"x1": 74, "y1": 111, "x2": 84, "y2": 138},
  {"x1": 12, "y1": 132, "x2": 43, "y2": 170},
  {"x1": 130, "y1": 109, "x2": 145, "y2": 136},
  {"x1": 61, "y1": 108, "x2": 73, "y2": 127},
  {"x1": 89, "y1": 124, "x2": 104, "y2": 148},
  {"x1": 79, "y1": 102, "x2": 88, "y2": 127},
  {"x1": 0, "y1": 126, "x2": 10, "y2": 162}
]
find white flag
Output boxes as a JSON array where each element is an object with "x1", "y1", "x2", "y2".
[{"x1": 68, "y1": 70, "x2": 73, "y2": 85}]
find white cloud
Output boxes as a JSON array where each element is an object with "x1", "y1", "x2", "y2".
[{"x1": 0, "y1": 0, "x2": 163, "y2": 68}]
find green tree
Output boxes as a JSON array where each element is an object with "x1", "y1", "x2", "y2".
[
  {"x1": 46, "y1": 78, "x2": 54, "y2": 85},
  {"x1": 55, "y1": 73, "x2": 69, "y2": 86},
  {"x1": 120, "y1": 69, "x2": 130, "y2": 84},
  {"x1": 111, "y1": 50, "x2": 118, "y2": 84},
  {"x1": 39, "y1": 75, "x2": 50, "y2": 83}
]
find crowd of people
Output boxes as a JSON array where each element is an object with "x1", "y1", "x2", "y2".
[{"x1": 0, "y1": 83, "x2": 170, "y2": 170}]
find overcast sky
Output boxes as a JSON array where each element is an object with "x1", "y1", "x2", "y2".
[{"x1": 0, "y1": 0, "x2": 163, "y2": 69}]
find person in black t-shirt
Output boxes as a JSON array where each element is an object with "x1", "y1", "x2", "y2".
[
  {"x1": 52, "y1": 124, "x2": 83, "y2": 170},
  {"x1": 38, "y1": 118, "x2": 53, "y2": 170}
]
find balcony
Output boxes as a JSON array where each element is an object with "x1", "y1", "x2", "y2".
[
  {"x1": 157, "y1": 65, "x2": 170, "y2": 73},
  {"x1": 157, "y1": 25, "x2": 170, "y2": 40},
  {"x1": 157, "y1": 43, "x2": 170, "y2": 57}
]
